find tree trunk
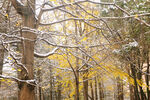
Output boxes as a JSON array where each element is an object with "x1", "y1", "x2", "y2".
[
  {"x1": 10, "y1": 0, "x2": 37, "y2": 100},
  {"x1": 146, "y1": 52, "x2": 150, "y2": 100},
  {"x1": 49, "y1": 67, "x2": 53, "y2": 100},
  {"x1": 130, "y1": 63, "x2": 140, "y2": 100},
  {"x1": 56, "y1": 76, "x2": 61, "y2": 100},
  {"x1": 37, "y1": 68, "x2": 42, "y2": 100},
  {"x1": 0, "y1": 45, "x2": 4, "y2": 86},
  {"x1": 83, "y1": 65, "x2": 88, "y2": 100},
  {"x1": 57, "y1": 84, "x2": 61, "y2": 100},
  {"x1": 39, "y1": 87, "x2": 42, "y2": 100},
  {"x1": 75, "y1": 20, "x2": 80, "y2": 100},
  {"x1": 116, "y1": 77, "x2": 124, "y2": 100},
  {"x1": 90, "y1": 82, "x2": 94, "y2": 100},
  {"x1": 75, "y1": 63, "x2": 79, "y2": 100},
  {"x1": 137, "y1": 56, "x2": 147, "y2": 100},
  {"x1": 95, "y1": 77, "x2": 98, "y2": 100},
  {"x1": 127, "y1": 65, "x2": 135, "y2": 100},
  {"x1": 98, "y1": 79, "x2": 104, "y2": 100},
  {"x1": 129, "y1": 84, "x2": 134, "y2": 100},
  {"x1": 18, "y1": 16, "x2": 36, "y2": 100}
]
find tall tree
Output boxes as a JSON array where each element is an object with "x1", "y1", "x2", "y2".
[
  {"x1": 0, "y1": 45, "x2": 4, "y2": 86},
  {"x1": 11, "y1": 0, "x2": 36, "y2": 100}
]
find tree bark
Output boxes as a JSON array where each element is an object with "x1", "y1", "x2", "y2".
[
  {"x1": 116, "y1": 77, "x2": 124, "y2": 100},
  {"x1": 83, "y1": 65, "x2": 88, "y2": 100},
  {"x1": 95, "y1": 77, "x2": 98, "y2": 100},
  {"x1": 137, "y1": 56, "x2": 147, "y2": 100},
  {"x1": 49, "y1": 67, "x2": 53, "y2": 100},
  {"x1": 129, "y1": 84, "x2": 134, "y2": 100},
  {"x1": 18, "y1": 14, "x2": 36, "y2": 100},
  {"x1": 130, "y1": 63, "x2": 140, "y2": 100},
  {"x1": 37, "y1": 68, "x2": 42, "y2": 100},
  {"x1": 11, "y1": 0, "x2": 37, "y2": 100},
  {"x1": 98, "y1": 79, "x2": 104, "y2": 100},
  {"x1": 0, "y1": 45, "x2": 4, "y2": 86},
  {"x1": 146, "y1": 51, "x2": 150, "y2": 100},
  {"x1": 75, "y1": 61, "x2": 79, "y2": 100},
  {"x1": 90, "y1": 82, "x2": 94, "y2": 100},
  {"x1": 56, "y1": 76, "x2": 61, "y2": 100},
  {"x1": 75, "y1": 20, "x2": 80, "y2": 100},
  {"x1": 57, "y1": 84, "x2": 61, "y2": 100}
]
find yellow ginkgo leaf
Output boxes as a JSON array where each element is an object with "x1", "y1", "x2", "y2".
[
  {"x1": 8, "y1": 57, "x2": 12, "y2": 60},
  {"x1": 12, "y1": 68, "x2": 15, "y2": 70},
  {"x1": 18, "y1": 69, "x2": 22, "y2": 71},
  {"x1": 134, "y1": 14, "x2": 138, "y2": 18},
  {"x1": 5, "y1": 14, "x2": 8, "y2": 18},
  {"x1": 1, "y1": 78, "x2": 5, "y2": 82},
  {"x1": 7, "y1": 79, "x2": 12, "y2": 83},
  {"x1": 50, "y1": 0, "x2": 56, "y2": 1},
  {"x1": 64, "y1": 0, "x2": 68, "y2": 3},
  {"x1": 38, "y1": 67, "x2": 42, "y2": 70},
  {"x1": 16, "y1": 22, "x2": 20, "y2": 26},
  {"x1": 81, "y1": 37, "x2": 87, "y2": 42},
  {"x1": 85, "y1": 46, "x2": 88, "y2": 49}
]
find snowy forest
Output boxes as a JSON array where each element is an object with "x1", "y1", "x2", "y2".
[{"x1": 0, "y1": 0, "x2": 150, "y2": 100}]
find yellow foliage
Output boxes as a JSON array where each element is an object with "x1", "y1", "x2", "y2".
[
  {"x1": 79, "y1": 77, "x2": 83, "y2": 83},
  {"x1": 50, "y1": 0, "x2": 56, "y2": 1},
  {"x1": 6, "y1": 79, "x2": 12, "y2": 83},
  {"x1": 136, "y1": 79, "x2": 143, "y2": 87},
  {"x1": 88, "y1": 71, "x2": 97, "y2": 78},
  {"x1": 38, "y1": 27, "x2": 43, "y2": 31},
  {"x1": 134, "y1": 14, "x2": 138, "y2": 18},
  {"x1": 11, "y1": 68, "x2": 15, "y2": 71},
  {"x1": 0, "y1": 78, "x2": 5, "y2": 82},
  {"x1": 81, "y1": 37, "x2": 87, "y2": 42},
  {"x1": 65, "y1": 98, "x2": 74, "y2": 100},
  {"x1": 83, "y1": 72, "x2": 88, "y2": 77},
  {"x1": 85, "y1": 46, "x2": 88, "y2": 49},
  {"x1": 5, "y1": 14, "x2": 8, "y2": 18},
  {"x1": 8, "y1": 57, "x2": 12, "y2": 60},
  {"x1": 93, "y1": 55, "x2": 100, "y2": 61},
  {"x1": 106, "y1": 85, "x2": 114, "y2": 91},
  {"x1": 18, "y1": 69, "x2": 22, "y2": 72},
  {"x1": 128, "y1": 77, "x2": 134, "y2": 85},
  {"x1": 69, "y1": 89, "x2": 75, "y2": 97},
  {"x1": 16, "y1": 21, "x2": 20, "y2": 26}
]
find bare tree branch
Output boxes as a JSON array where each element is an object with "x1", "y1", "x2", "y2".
[{"x1": 34, "y1": 47, "x2": 59, "y2": 58}]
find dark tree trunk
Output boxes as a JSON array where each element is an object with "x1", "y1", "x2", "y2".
[
  {"x1": 137, "y1": 56, "x2": 147, "y2": 100},
  {"x1": 75, "y1": 56, "x2": 79, "y2": 100},
  {"x1": 0, "y1": 45, "x2": 4, "y2": 86},
  {"x1": 49, "y1": 67, "x2": 53, "y2": 100},
  {"x1": 127, "y1": 65, "x2": 135, "y2": 100},
  {"x1": 83, "y1": 77, "x2": 88, "y2": 100},
  {"x1": 146, "y1": 52, "x2": 150, "y2": 100},
  {"x1": 130, "y1": 63, "x2": 140, "y2": 100},
  {"x1": 116, "y1": 77, "x2": 124, "y2": 100},
  {"x1": 57, "y1": 85, "x2": 61, "y2": 100},
  {"x1": 74, "y1": 20, "x2": 80, "y2": 100},
  {"x1": 98, "y1": 79, "x2": 104, "y2": 100},
  {"x1": 129, "y1": 84, "x2": 134, "y2": 100},
  {"x1": 56, "y1": 76, "x2": 61, "y2": 100},
  {"x1": 95, "y1": 77, "x2": 98, "y2": 100},
  {"x1": 90, "y1": 82, "x2": 94, "y2": 100}
]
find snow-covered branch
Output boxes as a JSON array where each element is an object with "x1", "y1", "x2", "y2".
[
  {"x1": 10, "y1": 0, "x2": 25, "y2": 15},
  {"x1": 34, "y1": 47, "x2": 59, "y2": 58},
  {"x1": 0, "y1": 75, "x2": 37, "y2": 86}
]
